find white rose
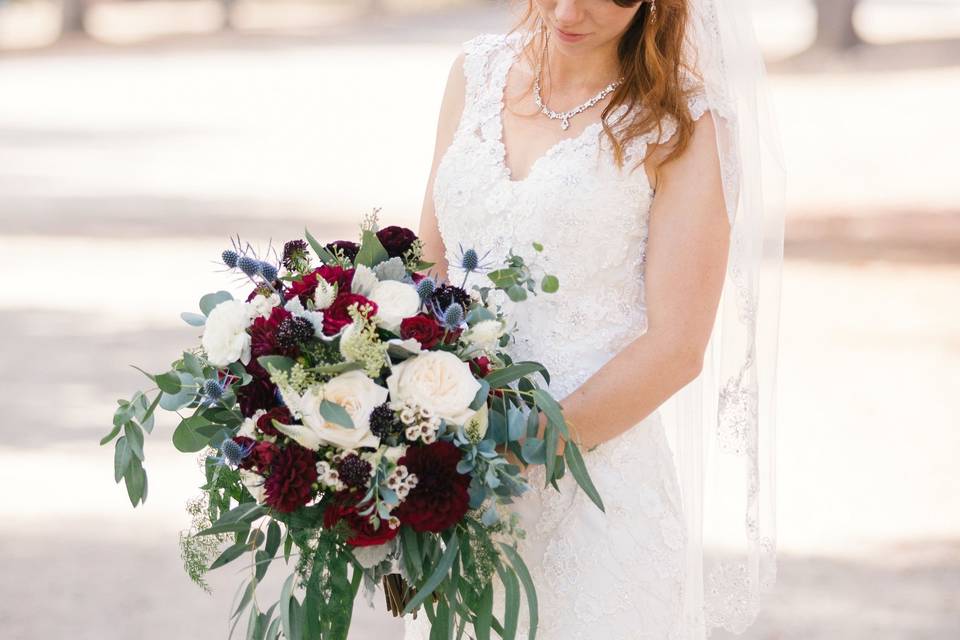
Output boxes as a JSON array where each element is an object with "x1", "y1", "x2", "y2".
[
  {"x1": 273, "y1": 371, "x2": 387, "y2": 450},
  {"x1": 249, "y1": 293, "x2": 280, "y2": 319},
  {"x1": 386, "y1": 351, "x2": 481, "y2": 426},
  {"x1": 464, "y1": 319, "x2": 506, "y2": 352},
  {"x1": 351, "y1": 264, "x2": 379, "y2": 297},
  {"x1": 239, "y1": 469, "x2": 266, "y2": 504},
  {"x1": 368, "y1": 280, "x2": 421, "y2": 333},
  {"x1": 201, "y1": 299, "x2": 255, "y2": 367}
]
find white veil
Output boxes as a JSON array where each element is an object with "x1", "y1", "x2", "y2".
[{"x1": 657, "y1": 0, "x2": 786, "y2": 636}]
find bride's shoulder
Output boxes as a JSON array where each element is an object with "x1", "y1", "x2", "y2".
[{"x1": 461, "y1": 31, "x2": 524, "y2": 57}]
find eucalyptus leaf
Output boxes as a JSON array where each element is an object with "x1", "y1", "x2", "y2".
[
  {"x1": 159, "y1": 372, "x2": 198, "y2": 411},
  {"x1": 200, "y1": 290, "x2": 234, "y2": 316},
  {"x1": 124, "y1": 422, "x2": 145, "y2": 461},
  {"x1": 482, "y1": 362, "x2": 546, "y2": 389},
  {"x1": 403, "y1": 531, "x2": 460, "y2": 615},
  {"x1": 531, "y1": 389, "x2": 569, "y2": 438},
  {"x1": 319, "y1": 399, "x2": 354, "y2": 428},
  {"x1": 173, "y1": 415, "x2": 214, "y2": 453},
  {"x1": 210, "y1": 542, "x2": 249, "y2": 571},
  {"x1": 155, "y1": 371, "x2": 182, "y2": 394},
  {"x1": 124, "y1": 456, "x2": 146, "y2": 507},
  {"x1": 520, "y1": 437, "x2": 546, "y2": 465},
  {"x1": 564, "y1": 442, "x2": 605, "y2": 513},
  {"x1": 506, "y1": 285, "x2": 527, "y2": 302},
  {"x1": 114, "y1": 436, "x2": 132, "y2": 483},
  {"x1": 257, "y1": 355, "x2": 295, "y2": 374},
  {"x1": 540, "y1": 274, "x2": 559, "y2": 294},
  {"x1": 181, "y1": 311, "x2": 207, "y2": 327},
  {"x1": 498, "y1": 544, "x2": 538, "y2": 640},
  {"x1": 100, "y1": 423, "x2": 122, "y2": 446}
]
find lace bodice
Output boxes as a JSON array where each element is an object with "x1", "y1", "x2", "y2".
[{"x1": 435, "y1": 30, "x2": 708, "y2": 401}]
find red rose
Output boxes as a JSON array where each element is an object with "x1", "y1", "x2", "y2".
[
  {"x1": 256, "y1": 406, "x2": 292, "y2": 438},
  {"x1": 393, "y1": 441, "x2": 470, "y2": 533},
  {"x1": 285, "y1": 265, "x2": 355, "y2": 306},
  {"x1": 322, "y1": 292, "x2": 377, "y2": 336},
  {"x1": 263, "y1": 444, "x2": 318, "y2": 513},
  {"x1": 323, "y1": 492, "x2": 400, "y2": 547},
  {"x1": 400, "y1": 313, "x2": 443, "y2": 349},
  {"x1": 376, "y1": 225, "x2": 417, "y2": 259}
]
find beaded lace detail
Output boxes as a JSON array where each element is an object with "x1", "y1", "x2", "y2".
[{"x1": 405, "y1": 31, "x2": 715, "y2": 640}]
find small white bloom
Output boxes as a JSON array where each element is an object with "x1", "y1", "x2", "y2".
[
  {"x1": 249, "y1": 292, "x2": 281, "y2": 319},
  {"x1": 201, "y1": 299, "x2": 255, "y2": 367},
  {"x1": 314, "y1": 279, "x2": 337, "y2": 311},
  {"x1": 368, "y1": 280, "x2": 421, "y2": 333},
  {"x1": 464, "y1": 319, "x2": 506, "y2": 352},
  {"x1": 351, "y1": 264, "x2": 380, "y2": 297}
]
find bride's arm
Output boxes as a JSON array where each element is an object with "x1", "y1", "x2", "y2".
[
  {"x1": 551, "y1": 112, "x2": 730, "y2": 453},
  {"x1": 416, "y1": 51, "x2": 468, "y2": 283}
]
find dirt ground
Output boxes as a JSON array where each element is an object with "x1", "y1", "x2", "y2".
[{"x1": 0, "y1": 2, "x2": 958, "y2": 639}]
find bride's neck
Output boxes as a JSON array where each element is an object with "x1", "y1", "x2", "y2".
[{"x1": 540, "y1": 37, "x2": 622, "y2": 95}]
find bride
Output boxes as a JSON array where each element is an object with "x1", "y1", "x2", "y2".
[{"x1": 406, "y1": 0, "x2": 783, "y2": 638}]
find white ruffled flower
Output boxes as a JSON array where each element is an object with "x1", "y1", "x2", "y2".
[
  {"x1": 201, "y1": 299, "x2": 255, "y2": 367},
  {"x1": 237, "y1": 409, "x2": 266, "y2": 439},
  {"x1": 239, "y1": 469, "x2": 266, "y2": 504},
  {"x1": 274, "y1": 370, "x2": 387, "y2": 450},
  {"x1": 314, "y1": 279, "x2": 337, "y2": 311},
  {"x1": 386, "y1": 351, "x2": 481, "y2": 426},
  {"x1": 464, "y1": 319, "x2": 506, "y2": 352},
  {"x1": 249, "y1": 293, "x2": 280, "y2": 319},
  {"x1": 351, "y1": 264, "x2": 380, "y2": 297},
  {"x1": 368, "y1": 280, "x2": 421, "y2": 333}
]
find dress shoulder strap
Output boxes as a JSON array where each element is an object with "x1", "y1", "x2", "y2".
[{"x1": 458, "y1": 31, "x2": 525, "y2": 139}]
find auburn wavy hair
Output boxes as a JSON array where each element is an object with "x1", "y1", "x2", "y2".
[{"x1": 506, "y1": 0, "x2": 701, "y2": 173}]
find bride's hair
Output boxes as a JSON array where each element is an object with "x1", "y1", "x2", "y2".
[{"x1": 507, "y1": 0, "x2": 701, "y2": 172}]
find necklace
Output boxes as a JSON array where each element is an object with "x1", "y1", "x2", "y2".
[{"x1": 532, "y1": 33, "x2": 624, "y2": 131}]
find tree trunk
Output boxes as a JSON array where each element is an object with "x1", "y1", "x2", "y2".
[
  {"x1": 60, "y1": 0, "x2": 87, "y2": 36},
  {"x1": 814, "y1": 0, "x2": 861, "y2": 50}
]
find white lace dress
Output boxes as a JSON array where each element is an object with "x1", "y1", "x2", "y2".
[{"x1": 405, "y1": 30, "x2": 712, "y2": 640}]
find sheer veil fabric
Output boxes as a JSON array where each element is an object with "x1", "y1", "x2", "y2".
[{"x1": 659, "y1": 0, "x2": 786, "y2": 635}]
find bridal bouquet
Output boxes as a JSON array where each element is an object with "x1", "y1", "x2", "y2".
[{"x1": 102, "y1": 210, "x2": 603, "y2": 640}]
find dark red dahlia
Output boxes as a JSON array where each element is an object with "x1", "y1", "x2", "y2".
[
  {"x1": 237, "y1": 376, "x2": 278, "y2": 417},
  {"x1": 323, "y1": 492, "x2": 399, "y2": 547},
  {"x1": 234, "y1": 436, "x2": 278, "y2": 473},
  {"x1": 263, "y1": 444, "x2": 318, "y2": 513},
  {"x1": 248, "y1": 306, "x2": 297, "y2": 371},
  {"x1": 376, "y1": 225, "x2": 417, "y2": 259},
  {"x1": 393, "y1": 441, "x2": 470, "y2": 533},
  {"x1": 256, "y1": 406, "x2": 292, "y2": 438},
  {"x1": 325, "y1": 240, "x2": 360, "y2": 262},
  {"x1": 322, "y1": 293, "x2": 377, "y2": 336}
]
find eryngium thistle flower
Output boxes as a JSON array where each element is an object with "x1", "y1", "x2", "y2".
[
  {"x1": 221, "y1": 439, "x2": 253, "y2": 466},
  {"x1": 442, "y1": 302, "x2": 464, "y2": 329},
  {"x1": 203, "y1": 379, "x2": 224, "y2": 399},
  {"x1": 415, "y1": 277, "x2": 436, "y2": 301},
  {"x1": 221, "y1": 249, "x2": 239, "y2": 269},
  {"x1": 258, "y1": 261, "x2": 278, "y2": 282},
  {"x1": 238, "y1": 255, "x2": 260, "y2": 277}
]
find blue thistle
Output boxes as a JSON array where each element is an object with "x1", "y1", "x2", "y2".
[
  {"x1": 461, "y1": 248, "x2": 479, "y2": 271},
  {"x1": 220, "y1": 439, "x2": 254, "y2": 467},
  {"x1": 443, "y1": 302, "x2": 464, "y2": 329},
  {"x1": 258, "y1": 261, "x2": 278, "y2": 282},
  {"x1": 238, "y1": 255, "x2": 260, "y2": 277},
  {"x1": 203, "y1": 378, "x2": 224, "y2": 400},
  {"x1": 416, "y1": 276, "x2": 436, "y2": 301},
  {"x1": 221, "y1": 249, "x2": 239, "y2": 269}
]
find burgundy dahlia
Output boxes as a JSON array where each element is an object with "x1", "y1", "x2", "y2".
[
  {"x1": 325, "y1": 240, "x2": 360, "y2": 262},
  {"x1": 237, "y1": 376, "x2": 277, "y2": 417},
  {"x1": 263, "y1": 444, "x2": 318, "y2": 513},
  {"x1": 256, "y1": 406, "x2": 292, "y2": 438},
  {"x1": 394, "y1": 441, "x2": 470, "y2": 533},
  {"x1": 376, "y1": 225, "x2": 417, "y2": 259},
  {"x1": 248, "y1": 306, "x2": 297, "y2": 372}
]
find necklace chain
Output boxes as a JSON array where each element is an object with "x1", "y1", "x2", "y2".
[{"x1": 532, "y1": 32, "x2": 624, "y2": 131}]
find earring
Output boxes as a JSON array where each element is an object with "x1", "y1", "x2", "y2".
[{"x1": 649, "y1": 0, "x2": 657, "y2": 17}]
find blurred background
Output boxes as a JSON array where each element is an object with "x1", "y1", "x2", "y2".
[{"x1": 0, "y1": 0, "x2": 957, "y2": 638}]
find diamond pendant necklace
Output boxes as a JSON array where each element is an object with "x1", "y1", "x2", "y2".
[{"x1": 532, "y1": 32, "x2": 624, "y2": 131}]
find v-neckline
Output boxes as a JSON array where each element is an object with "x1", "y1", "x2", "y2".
[{"x1": 493, "y1": 33, "x2": 624, "y2": 186}]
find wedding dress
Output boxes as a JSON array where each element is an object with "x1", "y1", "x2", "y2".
[{"x1": 404, "y1": 29, "x2": 717, "y2": 640}]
